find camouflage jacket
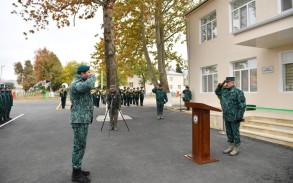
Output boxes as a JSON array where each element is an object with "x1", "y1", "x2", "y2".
[
  {"x1": 152, "y1": 87, "x2": 168, "y2": 103},
  {"x1": 182, "y1": 89, "x2": 192, "y2": 102},
  {"x1": 69, "y1": 74, "x2": 96, "y2": 124},
  {"x1": 215, "y1": 85, "x2": 246, "y2": 122}
]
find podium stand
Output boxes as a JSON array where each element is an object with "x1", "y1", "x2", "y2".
[{"x1": 184, "y1": 102, "x2": 221, "y2": 165}]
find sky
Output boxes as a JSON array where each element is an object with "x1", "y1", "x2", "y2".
[
  {"x1": 0, "y1": 1, "x2": 188, "y2": 82},
  {"x1": 0, "y1": 1, "x2": 104, "y2": 81}
]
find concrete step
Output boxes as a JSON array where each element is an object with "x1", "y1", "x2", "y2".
[
  {"x1": 248, "y1": 119, "x2": 293, "y2": 130},
  {"x1": 241, "y1": 124, "x2": 293, "y2": 138},
  {"x1": 240, "y1": 129, "x2": 293, "y2": 147},
  {"x1": 251, "y1": 117, "x2": 293, "y2": 125}
]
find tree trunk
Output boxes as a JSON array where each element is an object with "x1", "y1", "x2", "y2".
[
  {"x1": 103, "y1": 1, "x2": 117, "y2": 89},
  {"x1": 155, "y1": 2, "x2": 170, "y2": 93},
  {"x1": 140, "y1": 7, "x2": 158, "y2": 87}
]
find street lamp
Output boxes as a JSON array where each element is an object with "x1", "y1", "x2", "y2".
[{"x1": 0, "y1": 65, "x2": 5, "y2": 82}]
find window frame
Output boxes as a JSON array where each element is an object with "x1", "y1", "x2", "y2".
[
  {"x1": 230, "y1": 0, "x2": 256, "y2": 32},
  {"x1": 201, "y1": 65, "x2": 218, "y2": 93},
  {"x1": 280, "y1": 50, "x2": 293, "y2": 92},
  {"x1": 279, "y1": 0, "x2": 293, "y2": 13},
  {"x1": 200, "y1": 10, "x2": 217, "y2": 43},
  {"x1": 232, "y1": 57, "x2": 257, "y2": 92}
]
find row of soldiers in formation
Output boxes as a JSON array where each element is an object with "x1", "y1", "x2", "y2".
[
  {"x1": 91, "y1": 86, "x2": 145, "y2": 107},
  {"x1": 0, "y1": 85, "x2": 13, "y2": 124}
]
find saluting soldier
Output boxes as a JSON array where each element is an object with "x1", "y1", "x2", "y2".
[
  {"x1": 215, "y1": 76, "x2": 246, "y2": 156},
  {"x1": 139, "y1": 87, "x2": 145, "y2": 106},
  {"x1": 152, "y1": 84, "x2": 168, "y2": 119},
  {"x1": 69, "y1": 65, "x2": 95, "y2": 183}
]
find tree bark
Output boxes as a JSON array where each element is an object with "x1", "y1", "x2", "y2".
[
  {"x1": 103, "y1": 1, "x2": 117, "y2": 89},
  {"x1": 140, "y1": 7, "x2": 158, "y2": 87},
  {"x1": 155, "y1": 1, "x2": 170, "y2": 93}
]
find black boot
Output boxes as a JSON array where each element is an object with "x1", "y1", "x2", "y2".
[
  {"x1": 81, "y1": 170, "x2": 90, "y2": 176},
  {"x1": 72, "y1": 169, "x2": 91, "y2": 182}
]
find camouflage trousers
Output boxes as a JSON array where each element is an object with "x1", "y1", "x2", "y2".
[
  {"x1": 156, "y1": 102, "x2": 164, "y2": 115},
  {"x1": 71, "y1": 123, "x2": 89, "y2": 170},
  {"x1": 225, "y1": 121, "x2": 241, "y2": 146},
  {"x1": 109, "y1": 108, "x2": 119, "y2": 127}
]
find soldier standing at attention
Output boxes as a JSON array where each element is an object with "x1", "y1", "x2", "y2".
[
  {"x1": 0, "y1": 85, "x2": 5, "y2": 123},
  {"x1": 139, "y1": 87, "x2": 145, "y2": 106},
  {"x1": 106, "y1": 85, "x2": 121, "y2": 131},
  {"x1": 215, "y1": 77, "x2": 246, "y2": 156},
  {"x1": 69, "y1": 65, "x2": 96, "y2": 183},
  {"x1": 182, "y1": 85, "x2": 192, "y2": 110},
  {"x1": 5, "y1": 86, "x2": 13, "y2": 120},
  {"x1": 152, "y1": 84, "x2": 168, "y2": 119},
  {"x1": 59, "y1": 85, "x2": 68, "y2": 109}
]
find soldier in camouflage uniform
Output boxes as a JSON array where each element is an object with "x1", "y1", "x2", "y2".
[
  {"x1": 152, "y1": 84, "x2": 168, "y2": 119},
  {"x1": 59, "y1": 85, "x2": 68, "y2": 109},
  {"x1": 5, "y1": 86, "x2": 13, "y2": 121},
  {"x1": 215, "y1": 77, "x2": 246, "y2": 156},
  {"x1": 106, "y1": 85, "x2": 121, "y2": 131},
  {"x1": 139, "y1": 87, "x2": 145, "y2": 106},
  {"x1": 182, "y1": 85, "x2": 192, "y2": 110},
  {"x1": 0, "y1": 85, "x2": 5, "y2": 123},
  {"x1": 69, "y1": 65, "x2": 96, "y2": 183}
]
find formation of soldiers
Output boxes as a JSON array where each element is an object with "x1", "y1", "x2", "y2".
[
  {"x1": 91, "y1": 86, "x2": 145, "y2": 107},
  {"x1": 0, "y1": 84, "x2": 13, "y2": 124}
]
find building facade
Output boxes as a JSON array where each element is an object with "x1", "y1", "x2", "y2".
[
  {"x1": 127, "y1": 71, "x2": 185, "y2": 95},
  {"x1": 186, "y1": 0, "x2": 293, "y2": 109}
]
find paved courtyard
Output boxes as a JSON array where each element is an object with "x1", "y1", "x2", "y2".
[{"x1": 0, "y1": 99, "x2": 292, "y2": 183}]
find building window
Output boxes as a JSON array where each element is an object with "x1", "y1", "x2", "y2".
[
  {"x1": 281, "y1": 51, "x2": 293, "y2": 91},
  {"x1": 170, "y1": 85, "x2": 173, "y2": 90},
  {"x1": 129, "y1": 82, "x2": 133, "y2": 87},
  {"x1": 178, "y1": 85, "x2": 181, "y2": 90},
  {"x1": 231, "y1": 0, "x2": 256, "y2": 32},
  {"x1": 201, "y1": 11, "x2": 217, "y2": 43},
  {"x1": 202, "y1": 65, "x2": 218, "y2": 92},
  {"x1": 232, "y1": 58, "x2": 257, "y2": 92},
  {"x1": 281, "y1": 0, "x2": 293, "y2": 12}
]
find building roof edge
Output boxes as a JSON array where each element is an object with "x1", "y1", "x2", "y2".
[{"x1": 185, "y1": 0, "x2": 210, "y2": 17}]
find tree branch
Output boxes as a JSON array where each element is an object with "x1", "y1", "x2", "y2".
[{"x1": 92, "y1": 0, "x2": 106, "y2": 6}]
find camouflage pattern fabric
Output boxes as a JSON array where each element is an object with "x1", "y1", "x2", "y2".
[
  {"x1": 69, "y1": 74, "x2": 96, "y2": 124},
  {"x1": 182, "y1": 89, "x2": 192, "y2": 102},
  {"x1": 225, "y1": 121, "x2": 241, "y2": 146},
  {"x1": 152, "y1": 87, "x2": 168, "y2": 115},
  {"x1": 215, "y1": 85, "x2": 246, "y2": 122},
  {"x1": 106, "y1": 91, "x2": 121, "y2": 127},
  {"x1": 71, "y1": 123, "x2": 89, "y2": 169},
  {"x1": 215, "y1": 85, "x2": 246, "y2": 146}
]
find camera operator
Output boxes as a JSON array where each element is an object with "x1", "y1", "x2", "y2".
[{"x1": 106, "y1": 85, "x2": 121, "y2": 131}]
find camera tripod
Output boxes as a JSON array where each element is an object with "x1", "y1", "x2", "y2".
[{"x1": 100, "y1": 96, "x2": 130, "y2": 132}]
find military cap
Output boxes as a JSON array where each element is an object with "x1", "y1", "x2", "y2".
[
  {"x1": 77, "y1": 65, "x2": 90, "y2": 72},
  {"x1": 185, "y1": 85, "x2": 189, "y2": 88},
  {"x1": 110, "y1": 85, "x2": 115, "y2": 89},
  {"x1": 158, "y1": 84, "x2": 162, "y2": 87},
  {"x1": 225, "y1": 77, "x2": 235, "y2": 82}
]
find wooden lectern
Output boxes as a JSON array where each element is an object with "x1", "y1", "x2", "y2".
[{"x1": 184, "y1": 102, "x2": 221, "y2": 165}]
